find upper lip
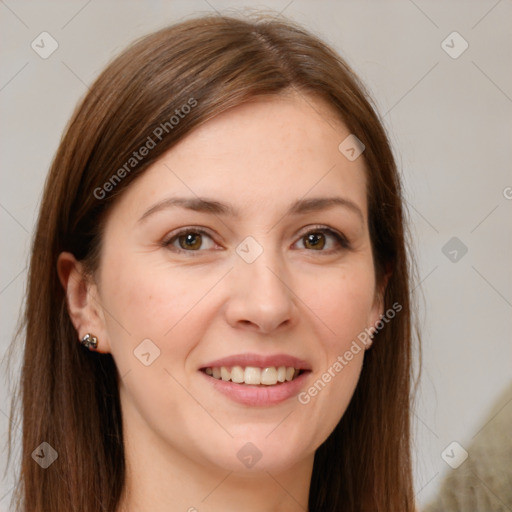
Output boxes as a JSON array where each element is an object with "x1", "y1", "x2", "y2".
[{"x1": 200, "y1": 353, "x2": 312, "y2": 371}]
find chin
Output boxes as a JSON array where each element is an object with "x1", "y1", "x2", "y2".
[{"x1": 197, "y1": 432, "x2": 314, "y2": 475}]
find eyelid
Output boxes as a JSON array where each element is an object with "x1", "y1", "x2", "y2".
[
  {"x1": 294, "y1": 224, "x2": 351, "y2": 250},
  {"x1": 162, "y1": 224, "x2": 350, "y2": 254},
  {"x1": 162, "y1": 226, "x2": 220, "y2": 255}
]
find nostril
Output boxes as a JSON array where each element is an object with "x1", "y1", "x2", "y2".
[{"x1": 238, "y1": 320, "x2": 256, "y2": 328}]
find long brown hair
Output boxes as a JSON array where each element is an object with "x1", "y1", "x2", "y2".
[{"x1": 7, "y1": 13, "x2": 418, "y2": 511}]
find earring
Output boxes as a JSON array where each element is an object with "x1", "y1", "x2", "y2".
[{"x1": 80, "y1": 333, "x2": 98, "y2": 350}]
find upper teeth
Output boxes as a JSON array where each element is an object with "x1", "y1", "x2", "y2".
[{"x1": 204, "y1": 366, "x2": 299, "y2": 385}]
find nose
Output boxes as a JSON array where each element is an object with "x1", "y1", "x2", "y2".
[{"x1": 224, "y1": 244, "x2": 298, "y2": 334}]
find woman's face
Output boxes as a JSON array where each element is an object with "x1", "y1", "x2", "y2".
[{"x1": 89, "y1": 93, "x2": 383, "y2": 474}]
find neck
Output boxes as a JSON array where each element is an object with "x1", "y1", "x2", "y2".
[{"x1": 116, "y1": 411, "x2": 313, "y2": 512}]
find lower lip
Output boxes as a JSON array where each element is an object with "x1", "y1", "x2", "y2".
[{"x1": 200, "y1": 370, "x2": 311, "y2": 406}]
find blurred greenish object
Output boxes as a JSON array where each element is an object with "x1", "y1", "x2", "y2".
[{"x1": 424, "y1": 381, "x2": 512, "y2": 512}]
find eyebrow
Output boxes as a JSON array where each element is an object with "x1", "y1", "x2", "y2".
[{"x1": 138, "y1": 196, "x2": 364, "y2": 223}]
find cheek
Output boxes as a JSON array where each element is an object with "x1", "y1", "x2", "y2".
[
  {"x1": 101, "y1": 254, "x2": 204, "y2": 339},
  {"x1": 99, "y1": 252, "x2": 227, "y2": 375},
  {"x1": 305, "y1": 262, "x2": 377, "y2": 348},
  {"x1": 97, "y1": 255, "x2": 215, "y2": 438},
  {"x1": 295, "y1": 262, "x2": 374, "y2": 421}
]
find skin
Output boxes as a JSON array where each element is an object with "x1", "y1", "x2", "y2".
[{"x1": 58, "y1": 92, "x2": 385, "y2": 512}]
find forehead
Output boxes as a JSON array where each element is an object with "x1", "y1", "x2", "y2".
[{"x1": 110, "y1": 93, "x2": 368, "y2": 223}]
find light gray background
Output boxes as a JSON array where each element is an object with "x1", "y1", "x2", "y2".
[{"x1": 1, "y1": 1, "x2": 511, "y2": 510}]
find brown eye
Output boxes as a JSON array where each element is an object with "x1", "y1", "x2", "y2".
[
  {"x1": 303, "y1": 232, "x2": 326, "y2": 250},
  {"x1": 163, "y1": 228, "x2": 217, "y2": 253},
  {"x1": 178, "y1": 232, "x2": 203, "y2": 250},
  {"x1": 294, "y1": 227, "x2": 350, "y2": 252}
]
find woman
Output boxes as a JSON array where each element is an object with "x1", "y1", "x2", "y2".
[{"x1": 8, "y1": 13, "x2": 418, "y2": 511}]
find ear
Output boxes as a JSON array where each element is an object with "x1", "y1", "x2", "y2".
[
  {"x1": 366, "y1": 268, "x2": 392, "y2": 349},
  {"x1": 57, "y1": 252, "x2": 112, "y2": 353}
]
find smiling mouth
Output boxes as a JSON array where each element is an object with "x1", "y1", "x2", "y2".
[{"x1": 201, "y1": 366, "x2": 306, "y2": 386}]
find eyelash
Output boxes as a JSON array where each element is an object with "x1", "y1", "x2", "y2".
[{"x1": 161, "y1": 225, "x2": 351, "y2": 255}]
